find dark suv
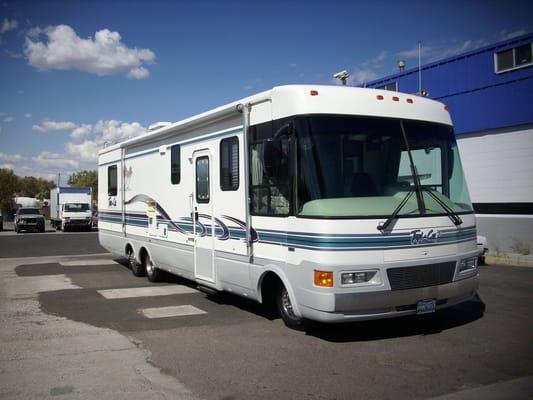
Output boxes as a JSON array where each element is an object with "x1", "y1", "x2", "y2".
[{"x1": 14, "y1": 208, "x2": 45, "y2": 233}]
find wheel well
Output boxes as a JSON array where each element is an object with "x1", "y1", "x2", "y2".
[
  {"x1": 125, "y1": 243, "x2": 133, "y2": 256},
  {"x1": 260, "y1": 272, "x2": 283, "y2": 306}
]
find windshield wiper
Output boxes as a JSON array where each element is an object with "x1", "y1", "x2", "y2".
[
  {"x1": 422, "y1": 187, "x2": 463, "y2": 226},
  {"x1": 400, "y1": 120, "x2": 426, "y2": 215},
  {"x1": 377, "y1": 189, "x2": 415, "y2": 231}
]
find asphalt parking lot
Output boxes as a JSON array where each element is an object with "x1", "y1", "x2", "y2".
[{"x1": 1, "y1": 230, "x2": 532, "y2": 400}]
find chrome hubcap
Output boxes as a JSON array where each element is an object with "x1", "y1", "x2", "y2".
[
  {"x1": 281, "y1": 287, "x2": 296, "y2": 318},
  {"x1": 146, "y1": 257, "x2": 154, "y2": 274}
]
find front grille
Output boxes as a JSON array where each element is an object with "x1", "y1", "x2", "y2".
[
  {"x1": 25, "y1": 218, "x2": 36, "y2": 224},
  {"x1": 387, "y1": 262, "x2": 456, "y2": 291}
]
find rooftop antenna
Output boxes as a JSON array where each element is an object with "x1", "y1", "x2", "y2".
[
  {"x1": 418, "y1": 41, "x2": 422, "y2": 94},
  {"x1": 333, "y1": 70, "x2": 350, "y2": 86}
]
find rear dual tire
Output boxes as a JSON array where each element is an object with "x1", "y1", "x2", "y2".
[
  {"x1": 128, "y1": 249, "x2": 145, "y2": 277},
  {"x1": 145, "y1": 253, "x2": 161, "y2": 282}
]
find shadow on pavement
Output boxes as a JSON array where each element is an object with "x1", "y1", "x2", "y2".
[{"x1": 304, "y1": 294, "x2": 486, "y2": 342}]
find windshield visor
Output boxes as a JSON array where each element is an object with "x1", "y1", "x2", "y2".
[{"x1": 296, "y1": 116, "x2": 473, "y2": 218}]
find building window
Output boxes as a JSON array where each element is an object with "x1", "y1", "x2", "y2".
[
  {"x1": 108, "y1": 165, "x2": 117, "y2": 196},
  {"x1": 170, "y1": 144, "x2": 181, "y2": 184},
  {"x1": 196, "y1": 156, "x2": 210, "y2": 203},
  {"x1": 495, "y1": 43, "x2": 532, "y2": 73},
  {"x1": 220, "y1": 136, "x2": 239, "y2": 191},
  {"x1": 377, "y1": 82, "x2": 397, "y2": 91}
]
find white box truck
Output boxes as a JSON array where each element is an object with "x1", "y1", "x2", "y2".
[{"x1": 50, "y1": 187, "x2": 93, "y2": 231}]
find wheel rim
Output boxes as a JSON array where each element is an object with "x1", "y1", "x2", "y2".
[
  {"x1": 145, "y1": 255, "x2": 154, "y2": 275},
  {"x1": 281, "y1": 287, "x2": 297, "y2": 319}
]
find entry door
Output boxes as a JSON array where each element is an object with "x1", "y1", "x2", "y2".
[{"x1": 193, "y1": 150, "x2": 215, "y2": 283}]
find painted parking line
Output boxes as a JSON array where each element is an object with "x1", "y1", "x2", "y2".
[
  {"x1": 139, "y1": 305, "x2": 208, "y2": 319},
  {"x1": 97, "y1": 285, "x2": 198, "y2": 299},
  {"x1": 60, "y1": 259, "x2": 119, "y2": 266}
]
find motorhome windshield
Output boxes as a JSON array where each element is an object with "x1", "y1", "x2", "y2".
[
  {"x1": 64, "y1": 203, "x2": 90, "y2": 212},
  {"x1": 295, "y1": 115, "x2": 473, "y2": 218}
]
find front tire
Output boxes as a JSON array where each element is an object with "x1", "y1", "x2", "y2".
[
  {"x1": 145, "y1": 253, "x2": 161, "y2": 282},
  {"x1": 276, "y1": 284, "x2": 307, "y2": 331}
]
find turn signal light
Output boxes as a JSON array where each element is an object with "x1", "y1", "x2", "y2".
[
  {"x1": 310, "y1": 90, "x2": 319, "y2": 96},
  {"x1": 314, "y1": 270, "x2": 334, "y2": 287}
]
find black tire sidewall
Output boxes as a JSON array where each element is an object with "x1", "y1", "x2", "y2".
[
  {"x1": 276, "y1": 286, "x2": 306, "y2": 331},
  {"x1": 130, "y1": 251, "x2": 145, "y2": 277}
]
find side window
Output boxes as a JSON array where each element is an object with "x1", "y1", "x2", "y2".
[
  {"x1": 108, "y1": 165, "x2": 117, "y2": 196},
  {"x1": 171, "y1": 144, "x2": 180, "y2": 184},
  {"x1": 250, "y1": 136, "x2": 290, "y2": 216},
  {"x1": 196, "y1": 156, "x2": 209, "y2": 203},
  {"x1": 220, "y1": 136, "x2": 239, "y2": 191}
]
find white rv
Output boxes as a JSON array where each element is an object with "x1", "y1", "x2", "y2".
[
  {"x1": 98, "y1": 85, "x2": 479, "y2": 329},
  {"x1": 50, "y1": 187, "x2": 93, "y2": 231}
]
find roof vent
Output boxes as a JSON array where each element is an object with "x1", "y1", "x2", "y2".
[{"x1": 148, "y1": 122, "x2": 172, "y2": 131}]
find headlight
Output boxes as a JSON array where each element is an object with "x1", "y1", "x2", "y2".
[
  {"x1": 458, "y1": 257, "x2": 477, "y2": 273},
  {"x1": 340, "y1": 270, "x2": 381, "y2": 286}
]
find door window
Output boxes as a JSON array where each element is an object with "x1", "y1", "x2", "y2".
[{"x1": 196, "y1": 156, "x2": 210, "y2": 203}]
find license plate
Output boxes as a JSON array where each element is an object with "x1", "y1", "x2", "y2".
[{"x1": 416, "y1": 299, "x2": 436, "y2": 315}]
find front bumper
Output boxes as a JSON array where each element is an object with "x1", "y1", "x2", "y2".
[
  {"x1": 17, "y1": 220, "x2": 45, "y2": 230},
  {"x1": 64, "y1": 219, "x2": 92, "y2": 226},
  {"x1": 299, "y1": 275, "x2": 479, "y2": 322}
]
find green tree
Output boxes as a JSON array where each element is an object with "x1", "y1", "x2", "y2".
[
  {"x1": 18, "y1": 175, "x2": 55, "y2": 198},
  {"x1": 68, "y1": 170, "x2": 98, "y2": 202},
  {"x1": 0, "y1": 168, "x2": 19, "y2": 211}
]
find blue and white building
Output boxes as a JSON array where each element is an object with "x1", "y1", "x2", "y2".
[{"x1": 366, "y1": 33, "x2": 533, "y2": 257}]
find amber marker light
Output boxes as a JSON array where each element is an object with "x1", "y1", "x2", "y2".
[{"x1": 314, "y1": 270, "x2": 334, "y2": 287}]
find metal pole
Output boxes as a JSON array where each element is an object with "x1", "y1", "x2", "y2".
[
  {"x1": 418, "y1": 42, "x2": 422, "y2": 94},
  {"x1": 238, "y1": 103, "x2": 252, "y2": 257}
]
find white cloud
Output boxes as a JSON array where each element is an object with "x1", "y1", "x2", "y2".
[
  {"x1": 4, "y1": 118, "x2": 146, "y2": 179},
  {"x1": 32, "y1": 151, "x2": 79, "y2": 169},
  {"x1": 32, "y1": 118, "x2": 77, "y2": 132},
  {"x1": 335, "y1": 51, "x2": 388, "y2": 86},
  {"x1": 126, "y1": 66, "x2": 149, "y2": 80},
  {"x1": 24, "y1": 24, "x2": 156, "y2": 79},
  {"x1": 397, "y1": 45, "x2": 432, "y2": 59},
  {"x1": 500, "y1": 28, "x2": 528, "y2": 40},
  {"x1": 0, "y1": 18, "x2": 17, "y2": 34},
  {"x1": 0, "y1": 163, "x2": 14, "y2": 170},
  {"x1": 70, "y1": 124, "x2": 92, "y2": 141},
  {"x1": 24, "y1": 113, "x2": 32, "y2": 118},
  {"x1": 3, "y1": 116, "x2": 14, "y2": 122},
  {"x1": 433, "y1": 39, "x2": 488, "y2": 60},
  {"x1": 94, "y1": 120, "x2": 145, "y2": 144},
  {"x1": 0, "y1": 152, "x2": 24, "y2": 162},
  {"x1": 0, "y1": 111, "x2": 5, "y2": 116}
]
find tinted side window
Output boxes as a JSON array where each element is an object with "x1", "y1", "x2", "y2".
[
  {"x1": 249, "y1": 120, "x2": 291, "y2": 216},
  {"x1": 220, "y1": 136, "x2": 239, "y2": 191},
  {"x1": 171, "y1": 144, "x2": 181, "y2": 184},
  {"x1": 108, "y1": 165, "x2": 117, "y2": 196}
]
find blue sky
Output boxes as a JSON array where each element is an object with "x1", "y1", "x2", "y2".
[{"x1": 0, "y1": 0, "x2": 531, "y2": 184}]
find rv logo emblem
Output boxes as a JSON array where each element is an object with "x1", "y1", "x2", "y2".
[{"x1": 410, "y1": 229, "x2": 441, "y2": 245}]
